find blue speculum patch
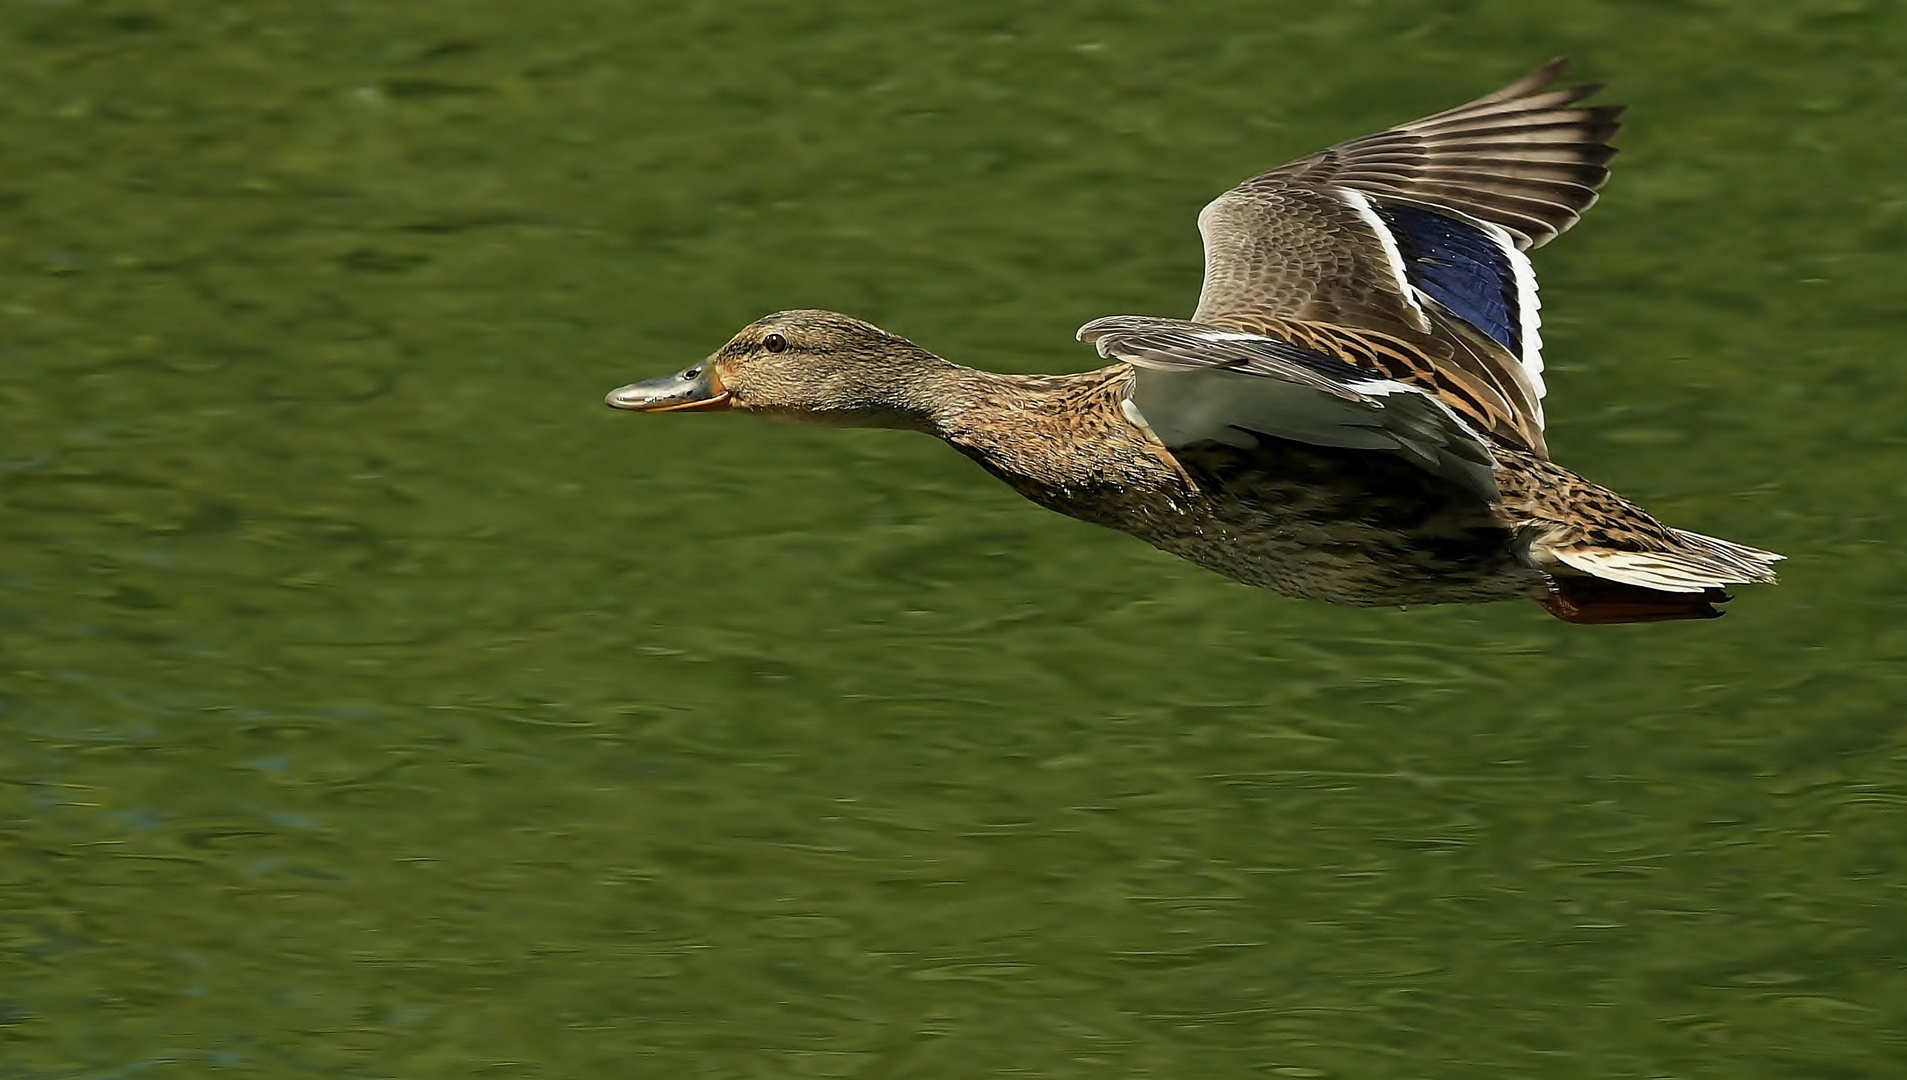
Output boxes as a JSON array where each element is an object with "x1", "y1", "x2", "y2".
[{"x1": 1378, "y1": 204, "x2": 1522, "y2": 356}]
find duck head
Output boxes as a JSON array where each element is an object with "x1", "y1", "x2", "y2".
[{"x1": 605, "y1": 310, "x2": 957, "y2": 431}]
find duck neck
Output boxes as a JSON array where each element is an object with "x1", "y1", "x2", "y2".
[
  {"x1": 807, "y1": 357, "x2": 1022, "y2": 438},
  {"x1": 906, "y1": 363, "x2": 1028, "y2": 439}
]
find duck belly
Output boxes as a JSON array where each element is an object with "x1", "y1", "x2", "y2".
[
  {"x1": 1145, "y1": 504, "x2": 1544, "y2": 606},
  {"x1": 1126, "y1": 440, "x2": 1545, "y2": 606}
]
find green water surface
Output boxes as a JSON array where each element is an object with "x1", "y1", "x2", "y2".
[{"x1": 4, "y1": 1, "x2": 1906, "y2": 1076}]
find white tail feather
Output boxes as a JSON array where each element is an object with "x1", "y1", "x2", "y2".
[{"x1": 1554, "y1": 529, "x2": 1783, "y2": 593}]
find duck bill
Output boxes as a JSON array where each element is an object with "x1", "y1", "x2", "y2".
[{"x1": 604, "y1": 365, "x2": 732, "y2": 412}]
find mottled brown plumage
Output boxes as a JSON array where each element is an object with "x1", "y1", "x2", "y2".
[{"x1": 606, "y1": 63, "x2": 1782, "y2": 622}]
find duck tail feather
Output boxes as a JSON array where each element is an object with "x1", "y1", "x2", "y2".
[{"x1": 1550, "y1": 530, "x2": 1783, "y2": 593}]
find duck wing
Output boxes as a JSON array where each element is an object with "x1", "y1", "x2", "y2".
[
  {"x1": 1190, "y1": 58, "x2": 1622, "y2": 455},
  {"x1": 1078, "y1": 315, "x2": 1499, "y2": 502}
]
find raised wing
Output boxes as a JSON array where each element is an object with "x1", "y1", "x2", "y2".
[
  {"x1": 1079, "y1": 315, "x2": 1499, "y2": 502},
  {"x1": 1259, "y1": 57, "x2": 1622, "y2": 251},
  {"x1": 1190, "y1": 59, "x2": 1621, "y2": 454}
]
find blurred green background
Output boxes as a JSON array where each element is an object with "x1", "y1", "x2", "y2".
[{"x1": 3, "y1": 1, "x2": 1904, "y2": 1076}]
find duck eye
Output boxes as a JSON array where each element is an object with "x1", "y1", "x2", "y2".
[{"x1": 763, "y1": 332, "x2": 787, "y2": 354}]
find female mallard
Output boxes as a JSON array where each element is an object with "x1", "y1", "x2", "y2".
[{"x1": 607, "y1": 59, "x2": 1781, "y2": 623}]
